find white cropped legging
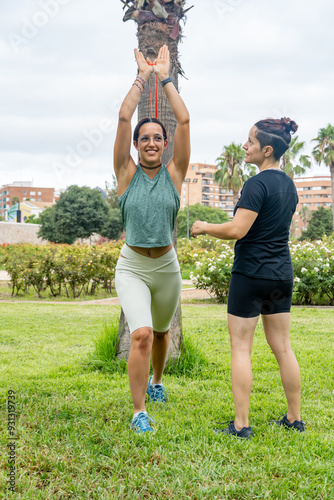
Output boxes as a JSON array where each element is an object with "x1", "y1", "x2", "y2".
[{"x1": 115, "y1": 244, "x2": 182, "y2": 334}]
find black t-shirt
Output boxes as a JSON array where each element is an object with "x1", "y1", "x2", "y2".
[{"x1": 232, "y1": 170, "x2": 298, "y2": 280}]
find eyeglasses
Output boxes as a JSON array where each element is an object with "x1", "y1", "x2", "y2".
[{"x1": 138, "y1": 134, "x2": 164, "y2": 144}]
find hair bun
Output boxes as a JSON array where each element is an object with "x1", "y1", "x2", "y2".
[{"x1": 281, "y1": 117, "x2": 298, "y2": 134}]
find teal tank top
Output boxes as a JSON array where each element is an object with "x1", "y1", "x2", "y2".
[{"x1": 118, "y1": 165, "x2": 180, "y2": 248}]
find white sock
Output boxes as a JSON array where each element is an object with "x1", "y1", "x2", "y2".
[
  {"x1": 151, "y1": 381, "x2": 163, "y2": 387},
  {"x1": 133, "y1": 410, "x2": 147, "y2": 420}
]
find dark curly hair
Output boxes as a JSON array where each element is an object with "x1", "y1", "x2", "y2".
[
  {"x1": 133, "y1": 117, "x2": 167, "y2": 143},
  {"x1": 254, "y1": 117, "x2": 298, "y2": 160}
]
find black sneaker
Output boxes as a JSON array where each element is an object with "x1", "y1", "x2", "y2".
[
  {"x1": 215, "y1": 420, "x2": 253, "y2": 440},
  {"x1": 269, "y1": 414, "x2": 306, "y2": 432}
]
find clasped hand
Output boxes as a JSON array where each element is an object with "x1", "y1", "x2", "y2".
[
  {"x1": 191, "y1": 221, "x2": 208, "y2": 238},
  {"x1": 135, "y1": 44, "x2": 170, "y2": 80}
]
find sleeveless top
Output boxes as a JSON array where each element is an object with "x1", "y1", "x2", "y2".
[{"x1": 118, "y1": 165, "x2": 180, "y2": 248}]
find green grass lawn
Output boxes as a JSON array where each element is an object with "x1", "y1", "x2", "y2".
[{"x1": 0, "y1": 303, "x2": 333, "y2": 499}]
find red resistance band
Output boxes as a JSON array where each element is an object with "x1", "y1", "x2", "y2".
[{"x1": 148, "y1": 62, "x2": 158, "y2": 119}]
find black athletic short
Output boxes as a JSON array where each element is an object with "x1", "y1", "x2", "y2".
[{"x1": 227, "y1": 272, "x2": 294, "y2": 318}]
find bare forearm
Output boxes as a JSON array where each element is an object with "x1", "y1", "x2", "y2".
[
  {"x1": 204, "y1": 221, "x2": 238, "y2": 240},
  {"x1": 191, "y1": 209, "x2": 258, "y2": 240},
  {"x1": 119, "y1": 71, "x2": 149, "y2": 122},
  {"x1": 161, "y1": 78, "x2": 190, "y2": 125}
]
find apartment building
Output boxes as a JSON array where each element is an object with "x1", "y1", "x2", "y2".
[
  {"x1": 0, "y1": 182, "x2": 55, "y2": 219},
  {"x1": 181, "y1": 163, "x2": 235, "y2": 218},
  {"x1": 293, "y1": 176, "x2": 332, "y2": 236}
]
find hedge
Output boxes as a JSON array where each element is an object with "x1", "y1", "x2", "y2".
[
  {"x1": 3, "y1": 242, "x2": 122, "y2": 298},
  {"x1": 187, "y1": 236, "x2": 334, "y2": 305},
  {"x1": 3, "y1": 237, "x2": 334, "y2": 304}
]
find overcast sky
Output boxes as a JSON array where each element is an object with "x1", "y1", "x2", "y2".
[{"x1": 1, "y1": 0, "x2": 333, "y2": 191}]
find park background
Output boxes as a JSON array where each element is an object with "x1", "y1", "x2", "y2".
[{"x1": 1, "y1": 1, "x2": 334, "y2": 498}]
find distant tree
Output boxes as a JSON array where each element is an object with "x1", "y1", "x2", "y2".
[
  {"x1": 177, "y1": 203, "x2": 229, "y2": 239},
  {"x1": 282, "y1": 136, "x2": 311, "y2": 178},
  {"x1": 102, "y1": 176, "x2": 124, "y2": 239},
  {"x1": 300, "y1": 206, "x2": 333, "y2": 240},
  {"x1": 105, "y1": 176, "x2": 120, "y2": 210},
  {"x1": 100, "y1": 208, "x2": 124, "y2": 240},
  {"x1": 11, "y1": 196, "x2": 20, "y2": 205},
  {"x1": 39, "y1": 206, "x2": 71, "y2": 243},
  {"x1": 312, "y1": 124, "x2": 334, "y2": 229},
  {"x1": 289, "y1": 218, "x2": 298, "y2": 240},
  {"x1": 38, "y1": 185, "x2": 109, "y2": 244},
  {"x1": 299, "y1": 205, "x2": 311, "y2": 229},
  {"x1": 215, "y1": 143, "x2": 256, "y2": 208},
  {"x1": 25, "y1": 214, "x2": 41, "y2": 224}
]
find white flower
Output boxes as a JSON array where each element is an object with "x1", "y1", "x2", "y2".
[
  {"x1": 314, "y1": 267, "x2": 319, "y2": 272},
  {"x1": 294, "y1": 277, "x2": 300, "y2": 283},
  {"x1": 301, "y1": 267, "x2": 307, "y2": 273},
  {"x1": 192, "y1": 253, "x2": 198, "y2": 258}
]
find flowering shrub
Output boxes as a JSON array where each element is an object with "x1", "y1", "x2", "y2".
[
  {"x1": 177, "y1": 238, "x2": 216, "y2": 274},
  {"x1": 191, "y1": 244, "x2": 234, "y2": 302},
  {"x1": 186, "y1": 236, "x2": 334, "y2": 305},
  {"x1": 0, "y1": 243, "x2": 10, "y2": 267},
  {"x1": 3, "y1": 242, "x2": 122, "y2": 298},
  {"x1": 291, "y1": 237, "x2": 334, "y2": 305},
  {"x1": 177, "y1": 237, "x2": 234, "y2": 272},
  {"x1": 178, "y1": 236, "x2": 234, "y2": 302}
]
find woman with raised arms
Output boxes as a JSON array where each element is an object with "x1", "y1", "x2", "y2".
[{"x1": 114, "y1": 45, "x2": 190, "y2": 433}]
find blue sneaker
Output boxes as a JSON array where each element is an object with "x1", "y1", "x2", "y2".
[
  {"x1": 146, "y1": 375, "x2": 168, "y2": 403},
  {"x1": 269, "y1": 414, "x2": 306, "y2": 432},
  {"x1": 215, "y1": 420, "x2": 253, "y2": 440},
  {"x1": 130, "y1": 412, "x2": 155, "y2": 433}
]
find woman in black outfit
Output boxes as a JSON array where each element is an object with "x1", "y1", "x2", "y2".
[{"x1": 191, "y1": 118, "x2": 305, "y2": 439}]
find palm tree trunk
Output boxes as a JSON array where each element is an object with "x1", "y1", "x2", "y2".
[
  {"x1": 232, "y1": 190, "x2": 239, "y2": 209},
  {"x1": 117, "y1": 3, "x2": 187, "y2": 361}
]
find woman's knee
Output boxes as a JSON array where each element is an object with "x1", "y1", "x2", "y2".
[
  {"x1": 230, "y1": 339, "x2": 252, "y2": 355},
  {"x1": 131, "y1": 327, "x2": 153, "y2": 352},
  {"x1": 229, "y1": 330, "x2": 254, "y2": 353},
  {"x1": 270, "y1": 343, "x2": 293, "y2": 360}
]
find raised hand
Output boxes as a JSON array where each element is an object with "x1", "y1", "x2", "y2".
[
  {"x1": 152, "y1": 44, "x2": 170, "y2": 81},
  {"x1": 134, "y1": 48, "x2": 153, "y2": 80}
]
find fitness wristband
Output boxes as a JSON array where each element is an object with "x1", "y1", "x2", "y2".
[{"x1": 161, "y1": 77, "x2": 173, "y2": 87}]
